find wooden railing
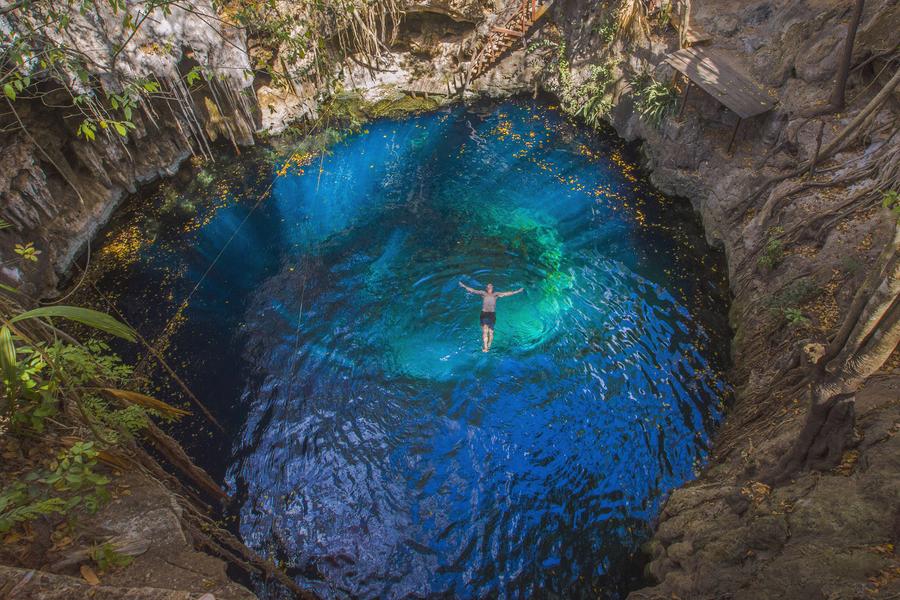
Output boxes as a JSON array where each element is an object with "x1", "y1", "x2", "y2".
[{"x1": 451, "y1": 0, "x2": 552, "y2": 95}]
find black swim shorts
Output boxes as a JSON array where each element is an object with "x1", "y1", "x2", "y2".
[{"x1": 480, "y1": 311, "x2": 496, "y2": 329}]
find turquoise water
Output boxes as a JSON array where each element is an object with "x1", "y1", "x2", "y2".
[{"x1": 86, "y1": 99, "x2": 729, "y2": 599}]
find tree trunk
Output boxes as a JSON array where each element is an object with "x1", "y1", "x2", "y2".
[
  {"x1": 767, "y1": 222, "x2": 899, "y2": 484},
  {"x1": 829, "y1": 0, "x2": 866, "y2": 111}
]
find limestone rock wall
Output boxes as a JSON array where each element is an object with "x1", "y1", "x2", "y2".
[
  {"x1": 493, "y1": 0, "x2": 900, "y2": 596},
  {"x1": 0, "y1": 1, "x2": 256, "y2": 297},
  {"x1": 1, "y1": 0, "x2": 897, "y2": 596}
]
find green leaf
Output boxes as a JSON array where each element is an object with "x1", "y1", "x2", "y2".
[
  {"x1": 0, "y1": 326, "x2": 18, "y2": 386},
  {"x1": 186, "y1": 67, "x2": 202, "y2": 86},
  {"x1": 3, "y1": 83, "x2": 16, "y2": 101},
  {"x1": 113, "y1": 122, "x2": 127, "y2": 136},
  {"x1": 11, "y1": 306, "x2": 136, "y2": 342}
]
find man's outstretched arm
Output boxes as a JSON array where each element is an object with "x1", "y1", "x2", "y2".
[
  {"x1": 497, "y1": 287, "x2": 524, "y2": 297},
  {"x1": 459, "y1": 281, "x2": 485, "y2": 295}
]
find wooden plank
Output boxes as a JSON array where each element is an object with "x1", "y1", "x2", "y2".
[
  {"x1": 532, "y1": 1, "x2": 552, "y2": 21},
  {"x1": 683, "y1": 25, "x2": 711, "y2": 45},
  {"x1": 664, "y1": 46, "x2": 777, "y2": 119},
  {"x1": 492, "y1": 26, "x2": 524, "y2": 36}
]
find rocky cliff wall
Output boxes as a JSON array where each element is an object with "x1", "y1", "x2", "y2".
[
  {"x1": 0, "y1": 1, "x2": 256, "y2": 297},
  {"x1": 492, "y1": 0, "x2": 900, "y2": 596},
  {"x1": 2, "y1": 0, "x2": 898, "y2": 597}
]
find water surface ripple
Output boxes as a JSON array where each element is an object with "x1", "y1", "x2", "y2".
[{"x1": 88, "y1": 99, "x2": 730, "y2": 599}]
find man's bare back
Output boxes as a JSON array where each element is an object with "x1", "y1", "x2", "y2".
[{"x1": 459, "y1": 281, "x2": 524, "y2": 352}]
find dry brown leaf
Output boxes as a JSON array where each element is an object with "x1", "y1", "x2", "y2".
[
  {"x1": 80, "y1": 564, "x2": 100, "y2": 586},
  {"x1": 101, "y1": 388, "x2": 191, "y2": 418}
]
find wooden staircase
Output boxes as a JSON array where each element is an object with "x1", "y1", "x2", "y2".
[{"x1": 451, "y1": 0, "x2": 553, "y2": 94}]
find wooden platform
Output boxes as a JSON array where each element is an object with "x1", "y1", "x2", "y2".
[
  {"x1": 665, "y1": 46, "x2": 776, "y2": 119},
  {"x1": 682, "y1": 24, "x2": 711, "y2": 46}
]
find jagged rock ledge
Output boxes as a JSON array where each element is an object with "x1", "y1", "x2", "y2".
[{"x1": 1, "y1": 0, "x2": 898, "y2": 598}]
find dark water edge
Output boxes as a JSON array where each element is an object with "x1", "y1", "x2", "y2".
[{"x1": 67, "y1": 95, "x2": 732, "y2": 599}]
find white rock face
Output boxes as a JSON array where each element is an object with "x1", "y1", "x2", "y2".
[
  {"x1": 50, "y1": 1, "x2": 253, "y2": 91},
  {"x1": 0, "y1": 1, "x2": 258, "y2": 294}
]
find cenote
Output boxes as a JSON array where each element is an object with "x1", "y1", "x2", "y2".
[{"x1": 82, "y1": 98, "x2": 730, "y2": 599}]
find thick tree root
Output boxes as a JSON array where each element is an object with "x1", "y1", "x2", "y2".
[
  {"x1": 143, "y1": 421, "x2": 229, "y2": 502},
  {"x1": 182, "y1": 507, "x2": 318, "y2": 600},
  {"x1": 765, "y1": 392, "x2": 855, "y2": 485}
]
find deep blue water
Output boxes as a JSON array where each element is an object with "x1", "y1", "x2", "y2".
[{"x1": 84, "y1": 99, "x2": 729, "y2": 599}]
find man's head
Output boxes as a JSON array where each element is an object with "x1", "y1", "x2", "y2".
[{"x1": 486, "y1": 283, "x2": 494, "y2": 293}]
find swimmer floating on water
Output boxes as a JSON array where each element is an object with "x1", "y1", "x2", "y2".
[{"x1": 459, "y1": 281, "x2": 524, "y2": 352}]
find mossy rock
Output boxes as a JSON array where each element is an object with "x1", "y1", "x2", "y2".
[
  {"x1": 326, "y1": 88, "x2": 442, "y2": 126},
  {"x1": 367, "y1": 94, "x2": 441, "y2": 118}
]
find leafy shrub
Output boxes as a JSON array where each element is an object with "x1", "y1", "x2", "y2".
[
  {"x1": 767, "y1": 277, "x2": 819, "y2": 313},
  {"x1": 783, "y1": 307, "x2": 810, "y2": 328},
  {"x1": 91, "y1": 542, "x2": 135, "y2": 572},
  {"x1": 630, "y1": 72, "x2": 678, "y2": 127},
  {"x1": 0, "y1": 298, "x2": 185, "y2": 535},
  {"x1": 655, "y1": 1, "x2": 672, "y2": 29},
  {"x1": 0, "y1": 442, "x2": 109, "y2": 533},
  {"x1": 594, "y1": 17, "x2": 618, "y2": 43},
  {"x1": 758, "y1": 227, "x2": 785, "y2": 269},
  {"x1": 575, "y1": 61, "x2": 617, "y2": 128},
  {"x1": 883, "y1": 190, "x2": 899, "y2": 221}
]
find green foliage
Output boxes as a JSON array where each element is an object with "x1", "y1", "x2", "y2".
[
  {"x1": 882, "y1": 190, "x2": 899, "y2": 220},
  {"x1": 3, "y1": 1, "x2": 203, "y2": 142},
  {"x1": 0, "y1": 484, "x2": 67, "y2": 533},
  {"x1": 840, "y1": 254, "x2": 864, "y2": 275},
  {"x1": 767, "y1": 277, "x2": 820, "y2": 314},
  {"x1": 50, "y1": 340, "x2": 165, "y2": 442},
  {"x1": 322, "y1": 89, "x2": 369, "y2": 130},
  {"x1": 368, "y1": 94, "x2": 440, "y2": 119},
  {"x1": 0, "y1": 442, "x2": 110, "y2": 533},
  {"x1": 11, "y1": 306, "x2": 137, "y2": 341},
  {"x1": 757, "y1": 227, "x2": 785, "y2": 270},
  {"x1": 575, "y1": 61, "x2": 617, "y2": 129},
  {"x1": 783, "y1": 307, "x2": 810, "y2": 328},
  {"x1": 185, "y1": 66, "x2": 203, "y2": 87},
  {"x1": 195, "y1": 169, "x2": 215, "y2": 190},
  {"x1": 594, "y1": 17, "x2": 618, "y2": 44},
  {"x1": 526, "y1": 37, "x2": 559, "y2": 54},
  {"x1": 0, "y1": 290, "x2": 184, "y2": 535},
  {"x1": 630, "y1": 72, "x2": 678, "y2": 127},
  {"x1": 91, "y1": 542, "x2": 134, "y2": 572},
  {"x1": 77, "y1": 120, "x2": 97, "y2": 142},
  {"x1": 655, "y1": 1, "x2": 672, "y2": 30},
  {"x1": 39, "y1": 442, "x2": 111, "y2": 510},
  {"x1": 0, "y1": 332, "x2": 57, "y2": 432},
  {"x1": 13, "y1": 242, "x2": 41, "y2": 262}
]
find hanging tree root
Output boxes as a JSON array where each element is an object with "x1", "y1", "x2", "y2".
[
  {"x1": 143, "y1": 421, "x2": 229, "y2": 503},
  {"x1": 731, "y1": 119, "x2": 898, "y2": 301},
  {"x1": 744, "y1": 67, "x2": 900, "y2": 232},
  {"x1": 181, "y1": 505, "x2": 318, "y2": 600},
  {"x1": 127, "y1": 436, "x2": 315, "y2": 598}
]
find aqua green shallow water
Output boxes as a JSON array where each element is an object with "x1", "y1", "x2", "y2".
[{"x1": 86, "y1": 99, "x2": 730, "y2": 599}]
